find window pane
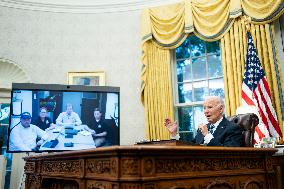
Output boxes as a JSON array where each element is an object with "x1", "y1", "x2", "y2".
[
  {"x1": 177, "y1": 107, "x2": 193, "y2": 132},
  {"x1": 192, "y1": 57, "x2": 206, "y2": 80},
  {"x1": 177, "y1": 59, "x2": 191, "y2": 82},
  {"x1": 176, "y1": 38, "x2": 191, "y2": 59},
  {"x1": 208, "y1": 54, "x2": 222, "y2": 78},
  {"x1": 206, "y1": 41, "x2": 220, "y2": 54},
  {"x1": 193, "y1": 80, "x2": 208, "y2": 101},
  {"x1": 193, "y1": 106, "x2": 207, "y2": 133},
  {"x1": 190, "y1": 36, "x2": 205, "y2": 57},
  {"x1": 209, "y1": 78, "x2": 225, "y2": 98},
  {"x1": 178, "y1": 83, "x2": 192, "y2": 103}
]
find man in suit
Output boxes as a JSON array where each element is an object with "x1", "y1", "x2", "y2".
[{"x1": 165, "y1": 96, "x2": 242, "y2": 147}]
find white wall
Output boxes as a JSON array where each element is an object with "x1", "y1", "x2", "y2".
[{"x1": 0, "y1": 6, "x2": 147, "y2": 145}]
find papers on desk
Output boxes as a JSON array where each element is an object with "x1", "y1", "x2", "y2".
[
  {"x1": 52, "y1": 128, "x2": 62, "y2": 133},
  {"x1": 275, "y1": 145, "x2": 284, "y2": 155},
  {"x1": 78, "y1": 130, "x2": 92, "y2": 136},
  {"x1": 39, "y1": 125, "x2": 95, "y2": 151}
]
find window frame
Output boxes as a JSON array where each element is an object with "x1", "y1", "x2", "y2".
[{"x1": 171, "y1": 36, "x2": 223, "y2": 138}]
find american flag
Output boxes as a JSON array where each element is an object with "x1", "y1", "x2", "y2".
[{"x1": 241, "y1": 32, "x2": 282, "y2": 142}]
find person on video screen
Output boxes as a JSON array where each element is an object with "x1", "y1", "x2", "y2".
[
  {"x1": 84, "y1": 108, "x2": 109, "y2": 147},
  {"x1": 165, "y1": 96, "x2": 242, "y2": 147},
  {"x1": 32, "y1": 107, "x2": 55, "y2": 131},
  {"x1": 9, "y1": 112, "x2": 49, "y2": 151},
  {"x1": 56, "y1": 103, "x2": 82, "y2": 126}
]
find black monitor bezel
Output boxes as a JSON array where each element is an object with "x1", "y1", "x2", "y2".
[{"x1": 7, "y1": 83, "x2": 120, "y2": 153}]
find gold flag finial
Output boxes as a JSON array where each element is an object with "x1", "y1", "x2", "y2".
[{"x1": 243, "y1": 15, "x2": 251, "y2": 32}]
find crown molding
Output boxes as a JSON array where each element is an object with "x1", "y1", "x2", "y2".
[{"x1": 0, "y1": 0, "x2": 180, "y2": 13}]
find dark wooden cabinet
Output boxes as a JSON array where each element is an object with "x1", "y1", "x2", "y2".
[
  {"x1": 24, "y1": 144, "x2": 278, "y2": 189},
  {"x1": 272, "y1": 154, "x2": 284, "y2": 189}
]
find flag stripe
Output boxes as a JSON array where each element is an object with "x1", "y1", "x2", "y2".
[
  {"x1": 241, "y1": 90, "x2": 254, "y2": 105},
  {"x1": 255, "y1": 126, "x2": 265, "y2": 141},
  {"x1": 253, "y1": 92, "x2": 272, "y2": 137},
  {"x1": 253, "y1": 90, "x2": 271, "y2": 136},
  {"x1": 256, "y1": 83, "x2": 281, "y2": 136},
  {"x1": 254, "y1": 83, "x2": 279, "y2": 137}
]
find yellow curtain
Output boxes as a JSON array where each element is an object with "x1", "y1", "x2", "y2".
[
  {"x1": 141, "y1": 0, "x2": 284, "y2": 140},
  {"x1": 141, "y1": 0, "x2": 284, "y2": 44},
  {"x1": 242, "y1": 0, "x2": 284, "y2": 23},
  {"x1": 141, "y1": 41, "x2": 174, "y2": 140}
]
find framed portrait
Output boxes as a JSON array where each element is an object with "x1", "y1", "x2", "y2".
[{"x1": 67, "y1": 71, "x2": 106, "y2": 86}]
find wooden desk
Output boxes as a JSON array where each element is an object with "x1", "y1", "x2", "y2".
[
  {"x1": 24, "y1": 145, "x2": 277, "y2": 189},
  {"x1": 272, "y1": 147, "x2": 284, "y2": 189}
]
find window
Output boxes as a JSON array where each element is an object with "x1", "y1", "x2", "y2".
[{"x1": 174, "y1": 35, "x2": 224, "y2": 142}]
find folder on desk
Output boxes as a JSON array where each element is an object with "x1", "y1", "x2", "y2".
[
  {"x1": 64, "y1": 142, "x2": 74, "y2": 147},
  {"x1": 42, "y1": 139, "x2": 59, "y2": 148},
  {"x1": 65, "y1": 129, "x2": 79, "y2": 135}
]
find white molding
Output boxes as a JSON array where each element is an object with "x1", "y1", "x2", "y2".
[
  {"x1": 0, "y1": 0, "x2": 181, "y2": 13},
  {"x1": 0, "y1": 58, "x2": 31, "y2": 89}
]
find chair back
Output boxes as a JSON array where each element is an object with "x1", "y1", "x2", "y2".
[{"x1": 227, "y1": 113, "x2": 259, "y2": 147}]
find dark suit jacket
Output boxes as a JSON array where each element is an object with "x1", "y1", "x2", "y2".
[{"x1": 192, "y1": 117, "x2": 242, "y2": 147}]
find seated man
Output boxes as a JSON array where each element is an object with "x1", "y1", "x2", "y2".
[
  {"x1": 32, "y1": 107, "x2": 55, "y2": 131},
  {"x1": 165, "y1": 96, "x2": 242, "y2": 147},
  {"x1": 9, "y1": 112, "x2": 49, "y2": 151},
  {"x1": 84, "y1": 108, "x2": 109, "y2": 147},
  {"x1": 56, "y1": 103, "x2": 82, "y2": 126}
]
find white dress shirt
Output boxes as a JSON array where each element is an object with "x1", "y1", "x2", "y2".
[
  {"x1": 203, "y1": 117, "x2": 223, "y2": 144},
  {"x1": 56, "y1": 111, "x2": 82, "y2": 126},
  {"x1": 9, "y1": 123, "x2": 48, "y2": 151}
]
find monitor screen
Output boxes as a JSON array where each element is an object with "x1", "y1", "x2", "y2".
[{"x1": 7, "y1": 83, "x2": 120, "y2": 153}]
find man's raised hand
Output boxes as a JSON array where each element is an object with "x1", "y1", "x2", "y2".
[{"x1": 164, "y1": 118, "x2": 177, "y2": 136}]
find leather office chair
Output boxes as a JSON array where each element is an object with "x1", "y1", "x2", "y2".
[{"x1": 227, "y1": 113, "x2": 259, "y2": 147}]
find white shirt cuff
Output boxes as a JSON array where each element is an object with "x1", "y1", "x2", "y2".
[
  {"x1": 170, "y1": 133, "x2": 180, "y2": 140},
  {"x1": 204, "y1": 133, "x2": 214, "y2": 144}
]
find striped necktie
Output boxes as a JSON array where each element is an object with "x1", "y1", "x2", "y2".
[{"x1": 208, "y1": 124, "x2": 214, "y2": 134}]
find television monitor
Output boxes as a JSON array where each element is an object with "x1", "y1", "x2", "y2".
[{"x1": 7, "y1": 83, "x2": 120, "y2": 153}]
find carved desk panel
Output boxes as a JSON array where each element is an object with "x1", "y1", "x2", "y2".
[{"x1": 24, "y1": 145, "x2": 277, "y2": 189}]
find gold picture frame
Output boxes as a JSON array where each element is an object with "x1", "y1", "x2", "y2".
[{"x1": 67, "y1": 71, "x2": 106, "y2": 86}]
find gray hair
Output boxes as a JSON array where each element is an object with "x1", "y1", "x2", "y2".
[{"x1": 204, "y1": 96, "x2": 225, "y2": 113}]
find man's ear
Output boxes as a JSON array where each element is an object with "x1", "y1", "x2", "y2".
[{"x1": 220, "y1": 105, "x2": 224, "y2": 112}]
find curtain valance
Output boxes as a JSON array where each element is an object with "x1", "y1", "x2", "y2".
[{"x1": 141, "y1": 0, "x2": 284, "y2": 47}]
